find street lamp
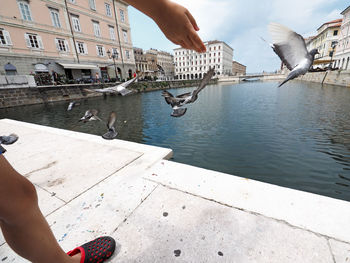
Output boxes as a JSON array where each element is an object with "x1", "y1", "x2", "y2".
[
  {"x1": 329, "y1": 43, "x2": 337, "y2": 69},
  {"x1": 107, "y1": 49, "x2": 118, "y2": 81}
]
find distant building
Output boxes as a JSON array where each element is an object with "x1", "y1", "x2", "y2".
[
  {"x1": 232, "y1": 61, "x2": 246, "y2": 76},
  {"x1": 174, "y1": 40, "x2": 233, "y2": 80},
  {"x1": 0, "y1": 0, "x2": 136, "y2": 80},
  {"x1": 334, "y1": 5, "x2": 350, "y2": 70},
  {"x1": 133, "y1": 47, "x2": 148, "y2": 74},
  {"x1": 156, "y1": 50, "x2": 174, "y2": 80},
  {"x1": 145, "y1": 49, "x2": 158, "y2": 78},
  {"x1": 307, "y1": 19, "x2": 342, "y2": 69}
]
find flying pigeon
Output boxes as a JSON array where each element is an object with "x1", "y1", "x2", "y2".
[
  {"x1": 162, "y1": 68, "x2": 215, "y2": 117},
  {"x1": 85, "y1": 76, "x2": 138, "y2": 96},
  {"x1": 102, "y1": 112, "x2": 118, "y2": 140},
  {"x1": 0, "y1": 133, "x2": 19, "y2": 145},
  {"x1": 79, "y1": 109, "x2": 102, "y2": 123},
  {"x1": 268, "y1": 22, "x2": 319, "y2": 87},
  {"x1": 67, "y1": 101, "x2": 76, "y2": 111}
]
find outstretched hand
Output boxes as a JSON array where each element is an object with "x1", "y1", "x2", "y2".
[
  {"x1": 152, "y1": 1, "x2": 206, "y2": 53},
  {"x1": 125, "y1": 0, "x2": 206, "y2": 53}
]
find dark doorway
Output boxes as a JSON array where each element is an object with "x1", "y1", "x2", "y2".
[{"x1": 65, "y1": 69, "x2": 73, "y2": 80}]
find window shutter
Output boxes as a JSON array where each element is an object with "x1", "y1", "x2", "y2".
[
  {"x1": 75, "y1": 42, "x2": 80, "y2": 53},
  {"x1": 37, "y1": 35, "x2": 44, "y2": 49},
  {"x1": 83, "y1": 43, "x2": 88, "y2": 54},
  {"x1": 102, "y1": 46, "x2": 106, "y2": 56},
  {"x1": 55, "y1": 38, "x2": 60, "y2": 50},
  {"x1": 24, "y1": 33, "x2": 31, "y2": 47},
  {"x1": 96, "y1": 45, "x2": 99, "y2": 56},
  {"x1": 64, "y1": 40, "x2": 69, "y2": 52},
  {"x1": 3, "y1": 31, "x2": 12, "y2": 45}
]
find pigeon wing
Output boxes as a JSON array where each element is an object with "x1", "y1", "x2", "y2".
[
  {"x1": 176, "y1": 92, "x2": 192, "y2": 98},
  {"x1": 120, "y1": 76, "x2": 138, "y2": 88},
  {"x1": 107, "y1": 112, "x2": 117, "y2": 129},
  {"x1": 268, "y1": 23, "x2": 308, "y2": 70},
  {"x1": 192, "y1": 67, "x2": 215, "y2": 97}
]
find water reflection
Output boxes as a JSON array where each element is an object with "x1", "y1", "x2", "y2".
[{"x1": 1, "y1": 80, "x2": 350, "y2": 201}]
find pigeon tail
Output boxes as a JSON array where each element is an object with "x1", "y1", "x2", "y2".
[
  {"x1": 119, "y1": 88, "x2": 132, "y2": 96},
  {"x1": 171, "y1": 108, "x2": 187, "y2": 117},
  {"x1": 278, "y1": 69, "x2": 302, "y2": 87},
  {"x1": 102, "y1": 129, "x2": 118, "y2": 140}
]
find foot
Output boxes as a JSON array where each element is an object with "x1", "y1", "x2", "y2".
[{"x1": 67, "y1": 236, "x2": 116, "y2": 263}]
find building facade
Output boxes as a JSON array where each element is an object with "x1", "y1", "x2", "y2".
[
  {"x1": 0, "y1": 0, "x2": 136, "y2": 80},
  {"x1": 334, "y1": 5, "x2": 350, "y2": 70},
  {"x1": 144, "y1": 48, "x2": 158, "y2": 78},
  {"x1": 174, "y1": 40, "x2": 233, "y2": 80},
  {"x1": 133, "y1": 47, "x2": 148, "y2": 74},
  {"x1": 156, "y1": 50, "x2": 174, "y2": 80},
  {"x1": 307, "y1": 19, "x2": 342, "y2": 69},
  {"x1": 232, "y1": 61, "x2": 246, "y2": 76}
]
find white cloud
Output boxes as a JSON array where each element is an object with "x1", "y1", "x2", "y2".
[{"x1": 174, "y1": 0, "x2": 234, "y2": 41}]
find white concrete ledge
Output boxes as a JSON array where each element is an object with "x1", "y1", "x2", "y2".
[
  {"x1": 1, "y1": 119, "x2": 349, "y2": 263},
  {"x1": 143, "y1": 160, "x2": 350, "y2": 244}
]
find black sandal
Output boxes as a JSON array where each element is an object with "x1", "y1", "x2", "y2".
[{"x1": 67, "y1": 236, "x2": 116, "y2": 263}]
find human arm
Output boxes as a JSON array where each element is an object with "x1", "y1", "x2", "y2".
[{"x1": 124, "y1": 0, "x2": 206, "y2": 53}]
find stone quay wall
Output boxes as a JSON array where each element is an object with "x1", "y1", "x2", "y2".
[
  {"x1": 0, "y1": 78, "x2": 217, "y2": 109},
  {"x1": 298, "y1": 70, "x2": 350, "y2": 87}
]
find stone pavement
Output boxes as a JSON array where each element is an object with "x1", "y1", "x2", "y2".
[{"x1": 0, "y1": 119, "x2": 349, "y2": 262}]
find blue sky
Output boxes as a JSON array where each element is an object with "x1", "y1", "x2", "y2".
[{"x1": 128, "y1": 0, "x2": 349, "y2": 73}]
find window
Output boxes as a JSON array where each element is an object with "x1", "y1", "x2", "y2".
[
  {"x1": 120, "y1": 9, "x2": 125, "y2": 22},
  {"x1": 0, "y1": 29, "x2": 12, "y2": 45},
  {"x1": 55, "y1": 38, "x2": 69, "y2": 52},
  {"x1": 112, "y1": 48, "x2": 119, "y2": 59},
  {"x1": 68, "y1": 0, "x2": 75, "y2": 3},
  {"x1": 25, "y1": 33, "x2": 43, "y2": 49},
  {"x1": 96, "y1": 45, "x2": 105, "y2": 56},
  {"x1": 18, "y1": 1, "x2": 32, "y2": 21},
  {"x1": 333, "y1": 30, "x2": 338, "y2": 36},
  {"x1": 89, "y1": 0, "x2": 96, "y2": 10},
  {"x1": 71, "y1": 15, "x2": 81, "y2": 32},
  {"x1": 93, "y1": 21, "x2": 101, "y2": 37},
  {"x1": 109, "y1": 26, "x2": 116, "y2": 40},
  {"x1": 50, "y1": 9, "x2": 61, "y2": 28},
  {"x1": 125, "y1": 50, "x2": 130, "y2": 59},
  {"x1": 76, "y1": 41, "x2": 88, "y2": 54},
  {"x1": 122, "y1": 29, "x2": 128, "y2": 43},
  {"x1": 105, "y1": 3, "x2": 112, "y2": 17}
]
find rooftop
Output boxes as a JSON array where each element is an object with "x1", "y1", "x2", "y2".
[{"x1": 317, "y1": 18, "x2": 342, "y2": 31}]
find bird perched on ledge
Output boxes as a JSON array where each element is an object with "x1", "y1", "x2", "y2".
[
  {"x1": 102, "y1": 111, "x2": 118, "y2": 140},
  {"x1": 162, "y1": 67, "x2": 215, "y2": 117},
  {"x1": 267, "y1": 22, "x2": 319, "y2": 87},
  {"x1": 0, "y1": 133, "x2": 18, "y2": 145}
]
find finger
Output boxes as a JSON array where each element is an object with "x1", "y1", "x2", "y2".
[
  {"x1": 185, "y1": 9, "x2": 199, "y2": 31},
  {"x1": 186, "y1": 35, "x2": 198, "y2": 52},
  {"x1": 188, "y1": 30, "x2": 206, "y2": 53},
  {"x1": 188, "y1": 32, "x2": 204, "y2": 53},
  {"x1": 179, "y1": 40, "x2": 190, "y2": 50}
]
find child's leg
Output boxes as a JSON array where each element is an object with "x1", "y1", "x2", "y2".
[{"x1": 0, "y1": 155, "x2": 80, "y2": 263}]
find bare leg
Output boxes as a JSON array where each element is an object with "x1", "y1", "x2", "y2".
[{"x1": 0, "y1": 156, "x2": 80, "y2": 263}]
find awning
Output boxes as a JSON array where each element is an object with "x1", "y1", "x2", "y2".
[
  {"x1": 34, "y1": 63, "x2": 49, "y2": 72},
  {"x1": 58, "y1": 63, "x2": 98, "y2": 69},
  {"x1": 4, "y1": 63, "x2": 17, "y2": 71},
  {"x1": 313, "y1": 59, "x2": 333, "y2": 65}
]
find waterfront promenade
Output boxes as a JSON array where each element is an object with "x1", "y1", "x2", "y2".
[{"x1": 0, "y1": 118, "x2": 350, "y2": 262}]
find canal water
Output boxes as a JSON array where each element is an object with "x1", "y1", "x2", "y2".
[{"x1": 1, "y1": 81, "x2": 350, "y2": 201}]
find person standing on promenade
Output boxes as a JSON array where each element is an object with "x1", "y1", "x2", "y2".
[{"x1": 0, "y1": 1, "x2": 205, "y2": 262}]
